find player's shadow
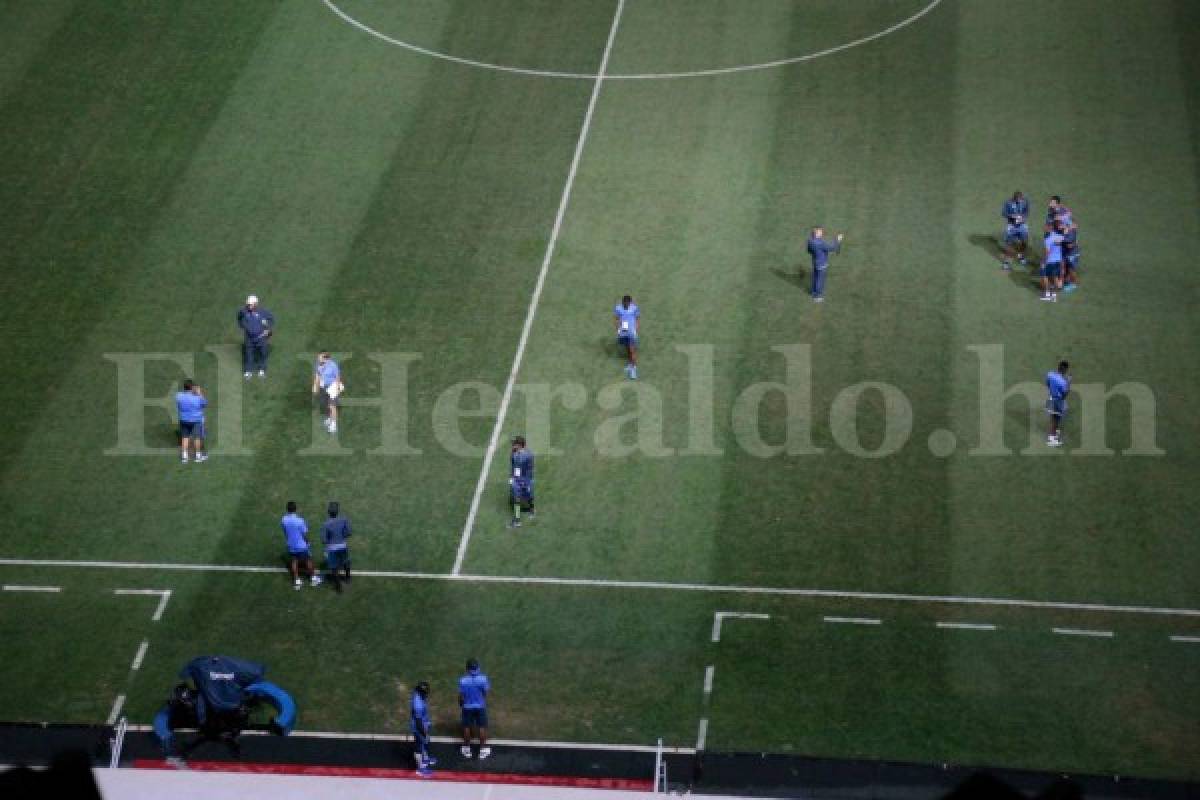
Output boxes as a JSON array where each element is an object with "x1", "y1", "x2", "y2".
[
  {"x1": 770, "y1": 266, "x2": 807, "y2": 290},
  {"x1": 967, "y1": 233, "x2": 1042, "y2": 294}
]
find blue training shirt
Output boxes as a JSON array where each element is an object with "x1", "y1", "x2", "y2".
[
  {"x1": 411, "y1": 692, "x2": 430, "y2": 732},
  {"x1": 237, "y1": 307, "x2": 274, "y2": 340},
  {"x1": 281, "y1": 513, "x2": 308, "y2": 552},
  {"x1": 807, "y1": 236, "x2": 840, "y2": 268},
  {"x1": 459, "y1": 669, "x2": 490, "y2": 709},
  {"x1": 1044, "y1": 232, "x2": 1065, "y2": 264},
  {"x1": 176, "y1": 392, "x2": 206, "y2": 423},
  {"x1": 1046, "y1": 371, "x2": 1071, "y2": 401},
  {"x1": 316, "y1": 359, "x2": 340, "y2": 389},
  {"x1": 614, "y1": 302, "x2": 639, "y2": 336}
]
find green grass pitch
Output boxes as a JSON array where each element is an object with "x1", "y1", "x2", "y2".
[{"x1": 1, "y1": 0, "x2": 1198, "y2": 781}]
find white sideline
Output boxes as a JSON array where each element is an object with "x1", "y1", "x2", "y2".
[
  {"x1": 935, "y1": 622, "x2": 997, "y2": 631},
  {"x1": 3, "y1": 557, "x2": 1200, "y2": 618},
  {"x1": 3, "y1": 584, "x2": 61, "y2": 592},
  {"x1": 452, "y1": 0, "x2": 628, "y2": 575},
  {"x1": 823, "y1": 616, "x2": 881, "y2": 626},
  {"x1": 1051, "y1": 628, "x2": 1114, "y2": 638}
]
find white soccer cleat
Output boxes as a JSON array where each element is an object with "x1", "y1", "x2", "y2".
[
  {"x1": 258, "y1": 370, "x2": 266, "y2": 378},
  {"x1": 311, "y1": 575, "x2": 322, "y2": 586},
  {"x1": 479, "y1": 747, "x2": 492, "y2": 760},
  {"x1": 460, "y1": 745, "x2": 473, "y2": 758},
  {"x1": 195, "y1": 453, "x2": 208, "y2": 463},
  {"x1": 294, "y1": 579, "x2": 303, "y2": 590},
  {"x1": 244, "y1": 372, "x2": 252, "y2": 379}
]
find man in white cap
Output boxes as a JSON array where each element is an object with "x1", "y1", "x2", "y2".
[{"x1": 236, "y1": 294, "x2": 275, "y2": 378}]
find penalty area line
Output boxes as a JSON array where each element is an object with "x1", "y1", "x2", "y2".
[{"x1": 3, "y1": 558, "x2": 1200, "y2": 619}]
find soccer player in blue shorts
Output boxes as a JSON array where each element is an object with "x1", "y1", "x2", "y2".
[
  {"x1": 1000, "y1": 191, "x2": 1030, "y2": 270},
  {"x1": 614, "y1": 295, "x2": 640, "y2": 379},
  {"x1": 281, "y1": 501, "x2": 320, "y2": 589},
  {"x1": 508, "y1": 435, "x2": 534, "y2": 529},
  {"x1": 1040, "y1": 224, "x2": 1066, "y2": 303},
  {"x1": 175, "y1": 379, "x2": 208, "y2": 463},
  {"x1": 1045, "y1": 361, "x2": 1071, "y2": 447},
  {"x1": 1061, "y1": 219, "x2": 1080, "y2": 292},
  {"x1": 458, "y1": 658, "x2": 491, "y2": 759},
  {"x1": 411, "y1": 681, "x2": 435, "y2": 775}
]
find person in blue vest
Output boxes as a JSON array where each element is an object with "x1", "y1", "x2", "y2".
[
  {"x1": 236, "y1": 295, "x2": 275, "y2": 379},
  {"x1": 807, "y1": 226, "x2": 845, "y2": 302},
  {"x1": 1000, "y1": 191, "x2": 1030, "y2": 270},
  {"x1": 175, "y1": 379, "x2": 208, "y2": 464},
  {"x1": 508, "y1": 435, "x2": 535, "y2": 529},
  {"x1": 458, "y1": 658, "x2": 491, "y2": 759}
]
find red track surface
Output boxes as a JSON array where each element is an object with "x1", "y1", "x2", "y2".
[{"x1": 133, "y1": 759, "x2": 653, "y2": 791}]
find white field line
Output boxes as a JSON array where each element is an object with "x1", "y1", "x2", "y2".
[
  {"x1": 1052, "y1": 628, "x2": 1114, "y2": 638},
  {"x1": 113, "y1": 588, "x2": 172, "y2": 621},
  {"x1": 823, "y1": 616, "x2": 881, "y2": 626},
  {"x1": 452, "y1": 0, "x2": 628, "y2": 575},
  {"x1": 3, "y1": 584, "x2": 61, "y2": 592},
  {"x1": 936, "y1": 622, "x2": 997, "y2": 631},
  {"x1": 5, "y1": 558, "x2": 1200, "y2": 618},
  {"x1": 130, "y1": 640, "x2": 150, "y2": 671},
  {"x1": 322, "y1": 0, "x2": 945, "y2": 82},
  {"x1": 710, "y1": 611, "x2": 770, "y2": 642},
  {"x1": 106, "y1": 694, "x2": 126, "y2": 726},
  {"x1": 123, "y1": 724, "x2": 696, "y2": 754},
  {"x1": 702, "y1": 665, "x2": 715, "y2": 697},
  {"x1": 695, "y1": 719, "x2": 708, "y2": 752},
  {"x1": 1169, "y1": 635, "x2": 1200, "y2": 643}
]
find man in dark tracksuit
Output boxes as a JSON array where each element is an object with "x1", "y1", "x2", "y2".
[
  {"x1": 322, "y1": 501, "x2": 352, "y2": 592},
  {"x1": 806, "y1": 227, "x2": 845, "y2": 303},
  {"x1": 237, "y1": 294, "x2": 275, "y2": 378}
]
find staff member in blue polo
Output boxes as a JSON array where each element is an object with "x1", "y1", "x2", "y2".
[
  {"x1": 321, "y1": 501, "x2": 352, "y2": 593},
  {"x1": 807, "y1": 226, "x2": 845, "y2": 302},
  {"x1": 281, "y1": 501, "x2": 320, "y2": 590},
  {"x1": 237, "y1": 294, "x2": 274, "y2": 379},
  {"x1": 175, "y1": 379, "x2": 208, "y2": 464},
  {"x1": 458, "y1": 658, "x2": 491, "y2": 760}
]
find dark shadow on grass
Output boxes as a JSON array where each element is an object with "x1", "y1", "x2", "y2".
[
  {"x1": 770, "y1": 265, "x2": 807, "y2": 289},
  {"x1": 969, "y1": 233, "x2": 1044, "y2": 293}
]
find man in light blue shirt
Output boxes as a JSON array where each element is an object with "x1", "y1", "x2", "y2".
[
  {"x1": 458, "y1": 658, "x2": 491, "y2": 759},
  {"x1": 411, "y1": 681, "x2": 435, "y2": 776},
  {"x1": 1040, "y1": 226, "x2": 1065, "y2": 303},
  {"x1": 1045, "y1": 361, "x2": 1071, "y2": 447},
  {"x1": 807, "y1": 226, "x2": 844, "y2": 302},
  {"x1": 281, "y1": 501, "x2": 320, "y2": 589},
  {"x1": 175, "y1": 379, "x2": 208, "y2": 464},
  {"x1": 613, "y1": 295, "x2": 640, "y2": 380},
  {"x1": 311, "y1": 352, "x2": 343, "y2": 434}
]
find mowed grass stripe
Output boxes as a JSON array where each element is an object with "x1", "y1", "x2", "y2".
[
  {"x1": 0, "y1": 0, "x2": 76, "y2": 102},
  {"x1": 0, "y1": 0, "x2": 286, "y2": 479},
  {"x1": 0, "y1": 0, "x2": 463, "y2": 565},
  {"x1": 944, "y1": 0, "x2": 1200, "y2": 607},
  {"x1": 465, "y1": 2, "x2": 962, "y2": 591}
]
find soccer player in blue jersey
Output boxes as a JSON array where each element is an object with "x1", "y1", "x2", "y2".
[
  {"x1": 1000, "y1": 191, "x2": 1030, "y2": 270},
  {"x1": 311, "y1": 352, "x2": 343, "y2": 434},
  {"x1": 1045, "y1": 361, "x2": 1071, "y2": 447},
  {"x1": 614, "y1": 295, "x2": 640, "y2": 379},
  {"x1": 458, "y1": 658, "x2": 491, "y2": 759},
  {"x1": 411, "y1": 681, "x2": 435, "y2": 776},
  {"x1": 175, "y1": 379, "x2": 208, "y2": 464},
  {"x1": 1040, "y1": 225, "x2": 1066, "y2": 302},
  {"x1": 1061, "y1": 219, "x2": 1080, "y2": 292},
  {"x1": 806, "y1": 226, "x2": 844, "y2": 302},
  {"x1": 281, "y1": 501, "x2": 320, "y2": 589},
  {"x1": 508, "y1": 435, "x2": 535, "y2": 529}
]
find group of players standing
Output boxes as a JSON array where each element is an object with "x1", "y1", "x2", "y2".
[{"x1": 1001, "y1": 192, "x2": 1081, "y2": 302}]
